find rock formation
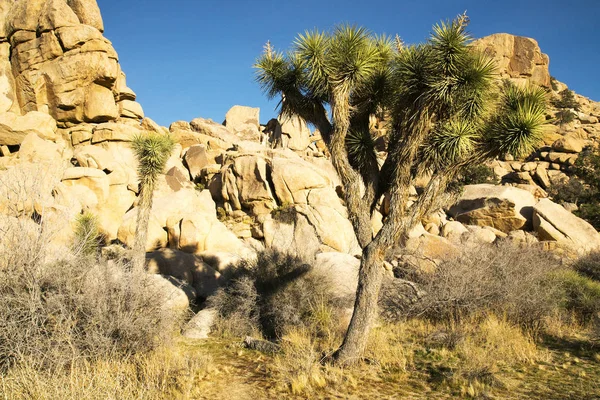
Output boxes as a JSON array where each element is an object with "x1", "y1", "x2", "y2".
[
  {"x1": 0, "y1": 0, "x2": 143, "y2": 139},
  {"x1": 1, "y1": 1, "x2": 600, "y2": 320},
  {"x1": 472, "y1": 33, "x2": 551, "y2": 88}
]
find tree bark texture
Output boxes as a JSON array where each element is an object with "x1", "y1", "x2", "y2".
[{"x1": 132, "y1": 179, "x2": 156, "y2": 273}]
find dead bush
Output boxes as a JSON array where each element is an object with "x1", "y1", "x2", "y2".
[
  {"x1": 0, "y1": 168, "x2": 180, "y2": 370},
  {"x1": 0, "y1": 256, "x2": 181, "y2": 370},
  {"x1": 209, "y1": 249, "x2": 341, "y2": 340},
  {"x1": 573, "y1": 251, "x2": 600, "y2": 282},
  {"x1": 384, "y1": 242, "x2": 564, "y2": 330}
]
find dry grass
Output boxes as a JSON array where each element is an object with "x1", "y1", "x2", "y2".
[{"x1": 0, "y1": 347, "x2": 213, "y2": 400}]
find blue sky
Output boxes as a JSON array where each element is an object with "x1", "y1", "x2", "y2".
[{"x1": 99, "y1": 0, "x2": 600, "y2": 127}]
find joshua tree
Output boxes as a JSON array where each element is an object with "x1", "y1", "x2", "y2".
[
  {"x1": 255, "y1": 13, "x2": 547, "y2": 364},
  {"x1": 131, "y1": 132, "x2": 175, "y2": 272}
]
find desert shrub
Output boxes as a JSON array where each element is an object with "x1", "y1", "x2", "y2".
[
  {"x1": 448, "y1": 316, "x2": 547, "y2": 397},
  {"x1": 0, "y1": 256, "x2": 180, "y2": 370},
  {"x1": 457, "y1": 164, "x2": 498, "y2": 185},
  {"x1": 548, "y1": 147, "x2": 600, "y2": 229},
  {"x1": 549, "y1": 177, "x2": 589, "y2": 205},
  {"x1": 574, "y1": 251, "x2": 600, "y2": 281},
  {"x1": 208, "y1": 275, "x2": 260, "y2": 337},
  {"x1": 390, "y1": 242, "x2": 564, "y2": 330},
  {"x1": 209, "y1": 249, "x2": 340, "y2": 340},
  {"x1": 271, "y1": 202, "x2": 296, "y2": 224},
  {"x1": 577, "y1": 203, "x2": 600, "y2": 230},
  {"x1": 271, "y1": 328, "x2": 333, "y2": 396},
  {"x1": 553, "y1": 88, "x2": 580, "y2": 125},
  {"x1": 557, "y1": 270, "x2": 600, "y2": 323},
  {"x1": 550, "y1": 76, "x2": 559, "y2": 91}
]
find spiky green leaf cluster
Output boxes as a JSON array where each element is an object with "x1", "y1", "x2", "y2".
[
  {"x1": 484, "y1": 82, "x2": 548, "y2": 158},
  {"x1": 255, "y1": 13, "x2": 548, "y2": 188},
  {"x1": 73, "y1": 211, "x2": 101, "y2": 257},
  {"x1": 132, "y1": 132, "x2": 176, "y2": 183}
]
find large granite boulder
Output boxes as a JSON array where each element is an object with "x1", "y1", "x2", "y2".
[
  {"x1": 448, "y1": 184, "x2": 537, "y2": 233},
  {"x1": 224, "y1": 105, "x2": 261, "y2": 142},
  {"x1": 146, "y1": 248, "x2": 220, "y2": 299},
  {"x1": 533, "y1": 198, "x2": 600, "y2": 254},
  {"x1": 0, "y1": 111, "x2": 57, "y2": 145},
  {"x1": 472, "y1": 33, "x2": 551, "y2": 88},
  {"x1": 0, "y1": 0, "x2": 142, "y2": 131}
]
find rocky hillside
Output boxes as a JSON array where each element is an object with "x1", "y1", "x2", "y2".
[{"x1": 1, "y1": 0, "x2": 600, "y2": 313}]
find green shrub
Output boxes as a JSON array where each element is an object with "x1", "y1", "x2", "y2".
[
  {"x1": 557, "y1": 270, "x2": 600, "y2": 323},
  {"x1": 552, "y1": 88, "x2": 580, "y2": 126},
  {"x1": 271, "y1": 202, "x2": 296, "y2": 225},
  {"x1": 457, "y1": 164, "x2": 498, "y2": 185},
  {"x1": 73, "y1": 212, "x2": 103, "y2": 257},
  {"x1": 549, "y1": 147, "x2": 600, "y2": 230},
  {"x1": 550, "y1": 76, "x2": 559, "y2": 91},
  {"x1": 209, "y1": 250, "x2": 338, "y2": 340}
]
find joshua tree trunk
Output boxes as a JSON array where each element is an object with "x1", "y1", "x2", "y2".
[
  {"x1": 132, "y1": 179, "x2": 156, "y2": 273},
  {"x1": 335, "y1": 242, "x2": 386, "y2": 364}
]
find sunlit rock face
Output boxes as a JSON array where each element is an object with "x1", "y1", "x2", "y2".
[
  {"x1": 472, "y1": 33, "x2": 551, "y2": 88},
  {"x1": 0, "y1": 0, "x2": 143, "y2": 125}
]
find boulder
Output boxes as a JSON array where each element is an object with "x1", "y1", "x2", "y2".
[
  {"x1": 263, "y1": 213, "x2": 321, "y2": 261},
  {"x1": 146, "y1": 248, "x2": 220, "y2": 298},
  {"x1": 463, "y1": 225, "x2": 497, "y2": 245},
  {"x1": 552, "y1": 136, "x2": 584, "y2": 153},
  {"x1": 84, "y1": 84, "x2": 119, "y2": 122},
  {"x1": 184, "y1": 144, "x2": 209, "y2": 180},
  {"x1": 74, "y1": 145, "x2": 117, "y2": 171},
  {"x1": 61, "y1": 167, "x2": 110, "y2": 204},
  {"x1": 534, "y1": 164, "x2": 551, "y2": 189},
  {"x1": 95, "y1": 184, "x2": 135, "y2": 241},
  {"x1": 117, "y1": 212, "x2": 168, "y2": 252},
  {"x1": 313, "y1": 252, "x2": 360, "y2": 302},
  {"x1": 441, "y1": 221, "x2": 468, "y2": 242},
  {"x1": 405, "y1": 233, "x2": 460, "y2": 260},
  {"x1": 92, "y1": 122, "x2": 140, "y2": 143},
  {"x1": 270, "y1": 156, "x2": 331, "y2": 204},
  {"x1": 38, "y1": 0, "x2": 80, "y2": 32},
  {"x1": 177, "y1": 213, "x2": 251, "y2": 257},
  {"x1": 221, "y1": 154, "x2": 277, "y2": 215},
  {"x1": 182, "y1": 308, "x2": 217, "y2": 339},
  {"x1": 146, "y1": 274, "x2": 192, "y2": 312},
  {"x1": 16, "y1": 132, "x2": 69, "y2": 163},
  {"x1": 66, "y1": 0, "x2": 104, "y2": 31},
  {"x1": 472, "y1": 33, "x2": 550, "y2": 87},
  {"x1": 0, "y1": 112, "x2": 57, "y2": 145},
  {"x1": 190, "y1": 117, "x2": 239, "y2": 144},
  {"x1": 118, "y1": 99, "x2": 144, "y2": 119},
  {"x1": 295, "y1": 189, "x2": 361, "y2": 255},
  {"x1": 533, "y1": 198, "x2": 600, "y2": 254},
  {"x1": 55, "y1": 24, "x2": 103, "y2": 50},
  {"x1": 448, "y1": 184, "x2": 537, "y2": 233},
  {"x1": 0, "y1": 43, "x2": 18, "y2": 114},
  {"x1": 279, "y1": 115, "x2": 311, "y2": 151},
  {"x1": 224, "y1": 105, "x2": 261, "y2": 141}
]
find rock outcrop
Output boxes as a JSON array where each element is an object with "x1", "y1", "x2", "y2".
[
  {"x1": 533, "y1": 198, "x2": 600, "y2": 254},
  {"x1": 0, "y1": 0, "x2": 143, "y2": 142},
  {"x1": 448, "y1": 184, "x2": 537, "y2": 233},
  {"x1": 472, "y1": 33, "x2": 551, "y2": 88},
  {"x1": 1, "y1": 0, "x2": 600, "y2": 315}
]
